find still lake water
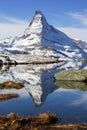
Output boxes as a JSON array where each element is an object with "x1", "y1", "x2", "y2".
[{"x1": 0, "y1": 61, "x2": 87, "y2": 124}]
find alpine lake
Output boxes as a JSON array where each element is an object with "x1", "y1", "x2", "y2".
[{"x1": 0, "y1": 61, "x2": 87, "y2": 124}]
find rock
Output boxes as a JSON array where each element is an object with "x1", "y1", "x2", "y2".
[
  {"x1": 0, "y1": 113, "x2": 87, "y2": 130},
  {"x1": 7, "y1": 113, "x2": 16, "y2": 119},
  {"x1": 38, "y1": 113, "x2": 58, "y2": 125},
  {"x1": 0, "y1": 80, "x2": 23, "y2": 89},
  {"x1": 55, "y1": 69, "x2": 87, "y2": 81}
]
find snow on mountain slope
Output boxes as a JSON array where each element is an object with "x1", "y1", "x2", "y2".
[
  {"x1": 0, "y1": 37, "x2": 17, "y2": 48},
  {"x1": 1, "y1": 11, "x2": 87, "y2": 61},
  {"x1": 0, "y1": 36, "x2": 19, "y2": 55},
  {"x1": 0, "y1": 37, "x2": 12, "y2": 46},
  {"x1": 74, "y1": 39, "x2": 87, "y2": 52}
]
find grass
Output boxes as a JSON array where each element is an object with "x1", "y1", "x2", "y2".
[
  {"x1": 55, "y1": 80, "x2": 87, "y2": 91},
  {"x1": 55, "y1": 69, "x2": 87, "y2": 81}
]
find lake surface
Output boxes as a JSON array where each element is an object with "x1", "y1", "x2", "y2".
[{"x1": 0, "y1": 61, "x2": 87, "y2": 124}]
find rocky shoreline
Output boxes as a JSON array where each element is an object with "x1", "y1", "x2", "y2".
[{"x1": 0, "y1": 113, "x2": 87, "y2": 130}]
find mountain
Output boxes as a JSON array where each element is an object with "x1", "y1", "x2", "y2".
[
  {"x1": 74, "y1": 39, "x2": 87, "y2": 52},
  {"x1": 0, "y1": 10, "x2": 87, "y2": 62}
]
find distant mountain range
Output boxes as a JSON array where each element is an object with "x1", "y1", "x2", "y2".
[
  {"x1": 0, "y1": 10, "x2": 87, "y2": 63},
  {"x1": 74, "y1": 39, "x2": 87, "y2": 52}
]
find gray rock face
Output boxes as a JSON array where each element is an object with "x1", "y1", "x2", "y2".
[{"x1": 74, "y1": 39, "x2": 87, "y2": 52}]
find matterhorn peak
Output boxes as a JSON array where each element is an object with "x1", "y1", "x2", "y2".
[
  {"x1": 30, "y1": 10, "x2": 47, "y2": 25},
  {"x1": 34, "y1": 10, "x2": 45, "y2": 18},
  {"x1": 24, "y1": 10, "x2": 48, "y2": 37}
]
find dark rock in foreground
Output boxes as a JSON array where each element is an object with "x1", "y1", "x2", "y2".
[
  {"x1": 0, "y1": 112, "x2": 58, "y2": 130},
  {"x1": 0, "y1": 112, "x2": 87, "y2": 130},
  {"x1": 44, "y1": 124, "x2": 87, "y2": 130}
]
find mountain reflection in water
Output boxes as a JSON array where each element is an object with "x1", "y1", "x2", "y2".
[
  {"x1": 0, "y1": 63, "x2": 60, "y2": 106},
  {"x1": 0, "y1": 61, "x2": 87, "y2": 124},
  {"x1": 0, "y1": 61, "x2": 87, "y2": 106}
]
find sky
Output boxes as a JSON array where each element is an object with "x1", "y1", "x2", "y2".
[{"x1": 0, "y1": 0, "x2": 87, "y2": 41}]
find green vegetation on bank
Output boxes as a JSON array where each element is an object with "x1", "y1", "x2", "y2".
[
  {"x1": 55, "y1": 69, "x2": 87, "y2": 90},
  {"x1": 55, "y1": 80, "x2": 87, "y2": 91},
  {"x1": 55, "y1": 69, "x2": 87, "y2": 82}
]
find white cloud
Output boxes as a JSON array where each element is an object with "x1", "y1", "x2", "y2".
[
  {"x1": 0, "y1": 13, "x2": 29, "y2": 39},
  {"x1": 58, "y1": 27, "x2": 87, "y2": 41},
  {"x1": 0, "y1": 12, "x2": 28, "y2": 25},
  {"x1": 3, "y1": 16, "x2": 28, "y2": 25},
  {"x1": 69, "y1": 93, "x2": 87, "y2": 107},
  {"x1": 0, "y1": 23, "x2": 27, "y2": 39},
  {"x1": 68, "y1": 11, "x2": 87, "y2": 26},
  {"x1": 56, "y1": 11, "x2": 87, "y2": 41}
]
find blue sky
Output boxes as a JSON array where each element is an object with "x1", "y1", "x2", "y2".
[{"x1": 0, "y1": 0, "x2": 87, "y2": 40}]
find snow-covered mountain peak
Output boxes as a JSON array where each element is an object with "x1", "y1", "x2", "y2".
[
  {"x1": 24, "y1": 10, "x2": 47, "y2": 37},
  {"x1": 34, "y1": 10, "x2": 46, "y2": 20},
  {"x1": 29, "y1": 10, "x2": 47, "y2": 27}
]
